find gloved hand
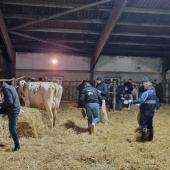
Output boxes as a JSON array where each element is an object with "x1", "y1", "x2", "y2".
[
  {"x1": 128, "y1": 100, "x2": 132, "y2": 104},
  {"x1": 81, "y1": 108, "x2": 86, "y2": 118}
]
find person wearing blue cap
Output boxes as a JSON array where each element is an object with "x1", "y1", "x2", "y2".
[
  {"x1": 0, "y1": 81, "x2": 21, "y2": 151},
  {"x1": 128, "y1": 76, "x2": 157, "y2": 142}
]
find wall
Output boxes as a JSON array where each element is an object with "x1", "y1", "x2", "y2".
[
  {"x1": 94, "y1": 56, "x2": 162, "y2": 81},
  {"x1": 16, "y1": 52, "x2": 90, "y2": 81},
  {"x1": 16, "y1": 53, "x2": 163, "y2": 82}
]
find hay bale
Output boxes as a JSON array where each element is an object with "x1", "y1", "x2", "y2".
[
  {"x1": 18, "y1": 107, "x2": 46, "y2": 138},
  {"x1": 0, "y1": 107, "x2": 47, "y2": 139}
]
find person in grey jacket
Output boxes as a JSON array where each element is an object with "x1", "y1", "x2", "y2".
[{"x1": 0, "y1": 82, "x2": 21, "y2": 151}]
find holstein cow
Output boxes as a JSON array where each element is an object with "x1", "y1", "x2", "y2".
[{"x1": 18, "y1": 80, "x2": 63, "y2": 128}]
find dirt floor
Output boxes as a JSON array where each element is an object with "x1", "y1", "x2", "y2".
[{"x1": 0, "y1": 102, "x2": 170, "y2": 170}]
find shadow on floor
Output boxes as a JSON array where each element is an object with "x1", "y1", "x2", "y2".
[{"x1": 64, "y1": 120, "x2": 89, "y2": 134}]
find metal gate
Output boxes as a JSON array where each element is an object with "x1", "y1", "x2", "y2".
[{"x1": 62, "y1": 81, "x2": 81, "y2": 101}]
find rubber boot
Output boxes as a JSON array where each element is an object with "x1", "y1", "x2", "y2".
[
  {"x1": 136, "y1": 128, "x2": 148, "y2": 142},
  {"x1": 147, "y1": 128, "x2": 154, "y2": 141}
]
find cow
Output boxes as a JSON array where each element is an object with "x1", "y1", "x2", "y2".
[{"x1": 18, "y1": 80, "x2": 63, "y2": 128}]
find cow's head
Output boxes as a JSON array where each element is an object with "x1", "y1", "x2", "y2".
[{"x1": 18, "y1": 80, "x2": 30, "y2": 106}]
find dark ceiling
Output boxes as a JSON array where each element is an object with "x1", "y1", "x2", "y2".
[{"x1": 1, "y1": 0, "x2": 170, "y2": 58}]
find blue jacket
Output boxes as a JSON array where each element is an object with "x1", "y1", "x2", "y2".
[
  {"x1": 0, "y1": 83, "x2": 20, "y2": 114},
  {"x1": 96, "y1": 81, "x2": 108, "y2": 100},
  {"x1": 132, "y1": 86, "x2": 157, "y2": 113}
]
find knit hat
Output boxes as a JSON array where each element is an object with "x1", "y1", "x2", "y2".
[
  {"x1": 96, "y1": 76, "x2": 102, "y2": 81},
  {"x1": 143, "y1": 76, "x2": 150, "y2": 83}
]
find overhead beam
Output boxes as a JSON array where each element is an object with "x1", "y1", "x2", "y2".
[
  {"x1": 22, "y1": 28, "x2": 100, "y2": 35},
  {"x1": 14, "y1": 45, "x2": 92, "y2": 56},
  {"x1": 91, "y1": 0, "x2": 127, "y2": 70},
  {"x1": 112, "y1": 32, "x2": 170, "y2": 39},
  {"x1": 0, "y1": 0, "x2": 111, "y2": 11},
  {"x1": 11, "y1": 38, "x2": 170, "y2": 48},
  {"x1": 102, "y1": 48, "x2": 170, "y2": 58},
  {"x1": 10, "y1": 0, "x2": 112, "y2": 31},
  {"x1": 0, "y1": 9, "x2": 15, "y2": 61},
  {"x1": 125, "y1": 7, "x2": 170, "y2": 15},
  {"x1": 117, "y1": 22, "x2": 170, "y2": 29},
  {"x1": 17, "y1": 27, "x2": 170, "y2": 40},
  {"x1": 6, "y1": 15, "x2": 105, "y2": 24},
  {"x1": 10, "y1": 31, "x2": 86, "y2": 53}
]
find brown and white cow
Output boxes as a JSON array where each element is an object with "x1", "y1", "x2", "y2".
[{"x1": 18, "y1": 80, "x2": 63, "y2": 128}]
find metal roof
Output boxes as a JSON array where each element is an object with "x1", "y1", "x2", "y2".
[{"x1": 1, "y1": 0, "x2": 170, "y2": 60}]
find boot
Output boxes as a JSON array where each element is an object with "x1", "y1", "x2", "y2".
[
  {"x1": 147, "y1": 128, "x2": 154, "y2": 141},
  {"x1": 136, "y1": 128, "x2": 148, "y2": 142},
  {"x1": 12, "y1": 145, "x2": 20, "y2": 152},
  {"x1": 89, "y1": 124, "x2": 95, "y2": 134}
]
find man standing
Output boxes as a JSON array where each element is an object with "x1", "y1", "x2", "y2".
[
  {"x1": 96, "y1": 77, "x2": 109, "y2": 125},
  {"x1": 80, "y1": 82, "x2": 102, "y2": 134},
  {"x1": 0, "y1": 82, "x2": 21, "y2": 151},
  {"x1": 128, "y1": 77, "x2": 157, "y2": 142}
]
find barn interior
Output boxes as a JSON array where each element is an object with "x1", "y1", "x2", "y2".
[{"x1": 0, "y1": 0, "x2": 170, "y2": 170}]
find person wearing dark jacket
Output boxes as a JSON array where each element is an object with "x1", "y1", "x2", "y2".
[
  {"x1": 80, "y1": 82, "x2": 102, "y2": 134},
  {"x1": 128, "y1": 77, "x2": 157, "y2": 142},
  {"x1": 77, "y1": 80, "x2": 86, "y2": 108},
  {"x1": 115, "y1": 82, "x2": 124, "y2": 110},
  {"x1": 96, "y1": 76, "x2": 109, "y2": 125},
  {"x1": 0, "y1": 82, "x2": 21, "y2": 151}
]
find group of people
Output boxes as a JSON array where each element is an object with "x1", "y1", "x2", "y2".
[
  {"x1": 77, "y1": 76, "x2": 159, "y2": 142},
  {"x1": 115, "y1": 78, "x2": 163, "y2": 111}
]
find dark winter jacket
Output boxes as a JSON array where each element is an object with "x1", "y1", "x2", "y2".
[
  {"x1": 0, "y1": 83, "x2": 20, "y2": 114},
  {"x1": 96, "y1": 81, "x2": 108, "y2": 100},
  {"x1": 80, "y1": 85, "x2": 102, "y2": 107}
]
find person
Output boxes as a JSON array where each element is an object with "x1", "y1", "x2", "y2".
[
  {"x1": 132, "y1": 84, "x2": 138, "y2": 100},
  {"x1": 128, "y1": 77, "x2": 157, "y2": 142},
  {"x1": 77, "y1": 80, "x2": 86, "y2": 108},
  {"x1": 154, "y1": 80, "x2": 163, "y2": 109},
  {"x1": 95, "y1": 76, "x2": 109, "y2": 125},
  {"x1": 0, "y1": 82, "x2": 21, "y2": 151},
  {"x1": 80, "y1": 82, "x2": 102, "y2": 134},
  {"x1": 115, "y1": 82, "x2": 124, "y2": 110},
  {"x1": 124, "y1": 79, "x2": 133, "y2": 97},
  {"x1": 138, "y1": 83, "x2": 145, "y2": 97}
]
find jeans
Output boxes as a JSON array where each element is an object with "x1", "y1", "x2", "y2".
[
  {"x1": 156, "y1": 97, "x2": 160, "y2": 110},
  {"x1": 139, "y1": 110, "x2": 154, "y2": 129},
  {"x1": 115, "y1": 96, "x2": 122, "y2": 111},
  {"x1": 8, "y1": 112, "x2": 20, "y2": 148},
  {"x1": 85, "y1": 103, "x2": 100, "y2": 127}
]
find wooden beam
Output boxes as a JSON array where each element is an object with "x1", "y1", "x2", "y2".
[
  {"x1": 10, "y1": 31, "x2": 86, "y2": 53},
  {"x1": 0, "y1": 9, "x2": 15, "y2": 61},
  {"x1": 10, "y1": 0, "x2": 112, "y2": 31},
  {"x1": 91, "y1": 0, "x2": 127, "y2": 70},
  {"x1": 125, "y1": 7, "x2": 170, "y2": 15}
]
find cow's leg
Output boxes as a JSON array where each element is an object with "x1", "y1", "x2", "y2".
[
  {"x1": 44, "y1": 101, "x2": 53, "y2": 128},
  {"x1": 52, "y1": 106, "x2": 57, "y2": 127}
]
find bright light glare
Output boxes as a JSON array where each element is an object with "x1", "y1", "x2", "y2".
[{"x1": 51, "y1": 59, "x2": 58, "y2": 64}]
